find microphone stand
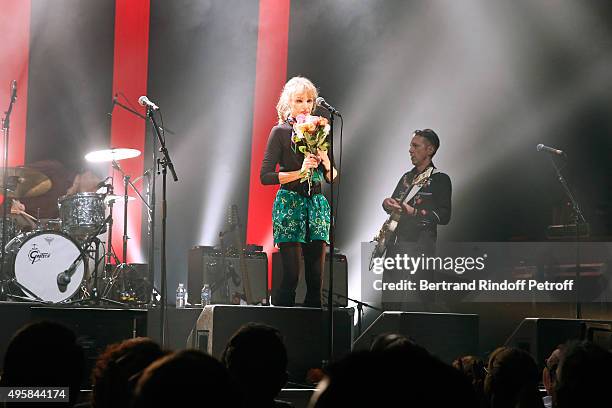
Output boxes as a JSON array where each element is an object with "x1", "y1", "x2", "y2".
[
  {"x1": 111, "y1": 98, "x2": 163, "y2": 306},
  {"x1": 146, "y1": 141, "x2": 157, "y2": 306},
  {"x1": 547, "y1": 154, "x2": 586, "y2": 319},
  {"x1": 113, "y1": 99, "x2": 176, "y2": 134},
  {"x1": 145, "y1": 106, "x2": 178, "y2": 349},
  {"x1": 0, "y1": 81, "x2": 16, "y2": 300},
  {"x1": 322, "y1": 288, "x2": 383, "y2": 337},
  {"x1": 326, "y1": 112, "x2": 336, "y2": 363}
]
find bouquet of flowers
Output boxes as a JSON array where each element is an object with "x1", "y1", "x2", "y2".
[{"x1": 292, "y1": 114, "x2": 330, "y2": 194}]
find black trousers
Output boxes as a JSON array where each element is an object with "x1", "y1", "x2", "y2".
[
  {"x1": 382, "y1": 233, "x2": 437, "y2": 311},
  {"x1": 275, "y1": 241, "x2": 325, "y2": 307}
]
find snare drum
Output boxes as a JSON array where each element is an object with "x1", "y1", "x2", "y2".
[
  {"x1": 6, "y1": 231, "x2": 87, "y2": 303},
  {"x1": 36, "y1": 218, "x2": 62, "y2": 232},
  {"x1": 58, "y1": 193, "x2": 107, "y2": 239}
]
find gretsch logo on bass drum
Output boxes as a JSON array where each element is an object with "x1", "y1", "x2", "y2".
[{"x1": 28, "y1": 244, "x2": 51, "y2": 264}]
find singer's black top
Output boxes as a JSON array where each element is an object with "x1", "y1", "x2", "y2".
[{"x1": 260, "y1": 122, "x2": 329, "y2": 196}]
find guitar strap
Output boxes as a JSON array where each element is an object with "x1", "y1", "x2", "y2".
[{"x1": 400, "y1": 167, "x2": 439, "y2": 206}]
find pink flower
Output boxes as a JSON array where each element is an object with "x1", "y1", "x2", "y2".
[{"x1": 296, "y1": 114, "x2": 307, "y2": 124}]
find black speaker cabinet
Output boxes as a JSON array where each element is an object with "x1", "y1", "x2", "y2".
[
  {"x1": 505, "y1": 318, "x2": 612, "y2": 368},
  {"x1": 187, "y1": 305, "x2": 353, "y2": 383},
  {"x1": 353, "y1": 311, "x2": 479, "y2": 363},
  {"x1": 30, "y1": 306, "x2": 147, "y2": 387},
  {"x1": 271, "y1": 251, "x2": 348, "y2": 306},
  {"x1": 188, "y1": 246, "x2": 268, "y2": 305}
]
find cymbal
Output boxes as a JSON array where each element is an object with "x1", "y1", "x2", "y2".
[
  {"x1": 85, "y1": 148, "x2": 141, "y2": 163},
  {"x1": 104, "y1": 195, "x2": 136, "y2": 204},
  {"x1": 0, "y1": 167, "x2": 52, "y2": 198}
]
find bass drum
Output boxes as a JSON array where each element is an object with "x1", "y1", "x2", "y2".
[{"x1": 7, "y1": 231, "x2": 86, "y2": 303}]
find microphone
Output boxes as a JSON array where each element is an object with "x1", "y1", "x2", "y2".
[
  {"x1": 57, "y1": 261, "x2": 80, "y2": 292},
  {"x1": 316, "y1": 97, "x2": 341, "y2": 116},
  {"x1": 138, "y1": 95, "x2": 159, "y2": 111},
  {"x1": 56, "y1": 270, "x2": 71, "y2": 292},
  {"x1": 537, "y1": 144, "x2": 565, "y2": 156},
  {"x1": 11, "y1": 80, "x2": 17, "y2": 100},
  {"x1": 95, "y1": 176, "x2": 113, "y2": 190}
]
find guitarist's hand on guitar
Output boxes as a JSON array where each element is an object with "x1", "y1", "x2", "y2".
[
  {"x1": 383, "y1": 197, "x2": 402, "y2": 213},
  {"x1": 401, "y1": 203, "x2": 417, "y2": 216}
]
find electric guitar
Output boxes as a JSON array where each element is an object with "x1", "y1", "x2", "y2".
[
  {"x1": 228, "y1": 204, "x2": 253, "y2": 304},
  {"x1": 369, "y1": 167, "x2": 436, "y2": 269}
]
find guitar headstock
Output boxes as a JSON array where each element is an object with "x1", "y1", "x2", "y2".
[{"x1": 227, "y1": 204, "x2": 242, "y2": 230}]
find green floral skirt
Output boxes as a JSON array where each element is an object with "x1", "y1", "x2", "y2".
[{"x1": 272, "y1": 189, "x2": 330, "y2": 244}]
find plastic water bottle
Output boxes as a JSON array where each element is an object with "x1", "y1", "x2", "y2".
[
  {"x1": 201, "y1": 284, "x2": 211, "y2": 306},
  {"x1": 176, "y1": 283, "x2": 186, "y2": 308}
]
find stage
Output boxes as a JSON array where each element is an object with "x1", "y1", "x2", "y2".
[{"x1": 1, "y1": 300, "x2": 610, "y2": 390}]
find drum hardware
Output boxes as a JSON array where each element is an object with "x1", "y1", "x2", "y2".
[
  {"x1": 84, "y1": 147, "x2": 141, "y2": 163},
  {"x1": 58, "y1": 192, "x2": 108, "y2": 240},
  {"x1": 0, "y1": 257, "x2": 46, "y2": 303},
  {"x1": 100, "y1": 160, "x2": 144, "y2": 302},
  {"x1": 102, "y1": 181, "x2": 121, "y2": 282},
  {"x1": 2, "y1": 230, "x2": 86, "y2": 303},
  {"x1": 60, "y1": 181, "x2": 127, "y2": 306},
  {"x1": 99, "y1": 181, "x2": 127, "y2": 302},
  {"x1": 104, "y1": 263, "x2": 156, "y2": 305},
  {"x1": 1, "y1": 80, "x2": 19, "y2": 300},
  {"x1": 104, "y1": 195, "x2": 136, "y2": 204},
  {"x1": 35, "y1": 218, "x2": 62, "y2": 232},
  {"x1": 59, "y1": 213, "x2": 124, "y2": 306},
  {"x1": 85, "y1": 144, "x2": 158, "y2": 306},
  {"x1": 0, "y1": 166, "x2": 52, "y2": 199}
]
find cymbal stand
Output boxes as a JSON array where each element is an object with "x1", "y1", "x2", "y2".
[
  {"x1": 102, "y1": 160, "x2": 138, "y2": 298},
  {"x1": 0, "y1": 80, "x2": 20, "y2": 301},
  {"x1": 104, "y1": 160, "x2": 151, "y2": 302},
  {"x1": 0, "y1": 81, "x2": 43, "y2": 302},
  {"x1": 103, "y1": 182, "x2": 121, "y2": 280}
]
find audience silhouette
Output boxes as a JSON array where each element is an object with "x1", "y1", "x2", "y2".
[{"x1": 0, "y1": 321, "x2": 84, "y2": 407}]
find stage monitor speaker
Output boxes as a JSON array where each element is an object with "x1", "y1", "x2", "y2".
[
  {"x1": 30, "y1": 306, "x2": 147, "y2": 387},
  {"x1": 353, "y1": 311, "x2": 479, "y2": 363},
  {"x1": 271, "y1": 251, "x2": 348, "y2": 306},
  {"x1": 504, "y1": 318, "x2": 612, "y2": 368},
  {"x1": 188, "y1": 246, "x2": 268, "y2": 305},
  {"x1": 187, "y1": 305, "x2": 353, "y2": 383}
]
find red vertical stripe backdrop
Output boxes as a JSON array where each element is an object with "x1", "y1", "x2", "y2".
[
  {"x1": 0, "y1": 0, "x2": 30, "y2": 167},
  {"x1": 246, "y1": 0, "x2": 291, "y2": 288},
  {"x1": 110, "y1": 0, "x2": 150, "y2": 263}
]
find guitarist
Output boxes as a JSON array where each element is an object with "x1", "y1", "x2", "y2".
[
  {"x1": 381, "y1": 129, "x2": 451, "y2": 252},
  {"x1": 380, "y1": 129, "x2": 451, "y2": 310}
]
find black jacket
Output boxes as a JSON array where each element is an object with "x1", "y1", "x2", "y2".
[{"x1": 386, "y1": 165, "x2": 452, "y2": 244}]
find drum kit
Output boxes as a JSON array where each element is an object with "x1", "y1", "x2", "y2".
[{"x1": 0, "y1": 148, "x2": 152, "y2": 306}]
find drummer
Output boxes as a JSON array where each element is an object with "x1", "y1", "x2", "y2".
[{"x1": 10, "y1": 159, "x2": 103, "y2": 222}]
